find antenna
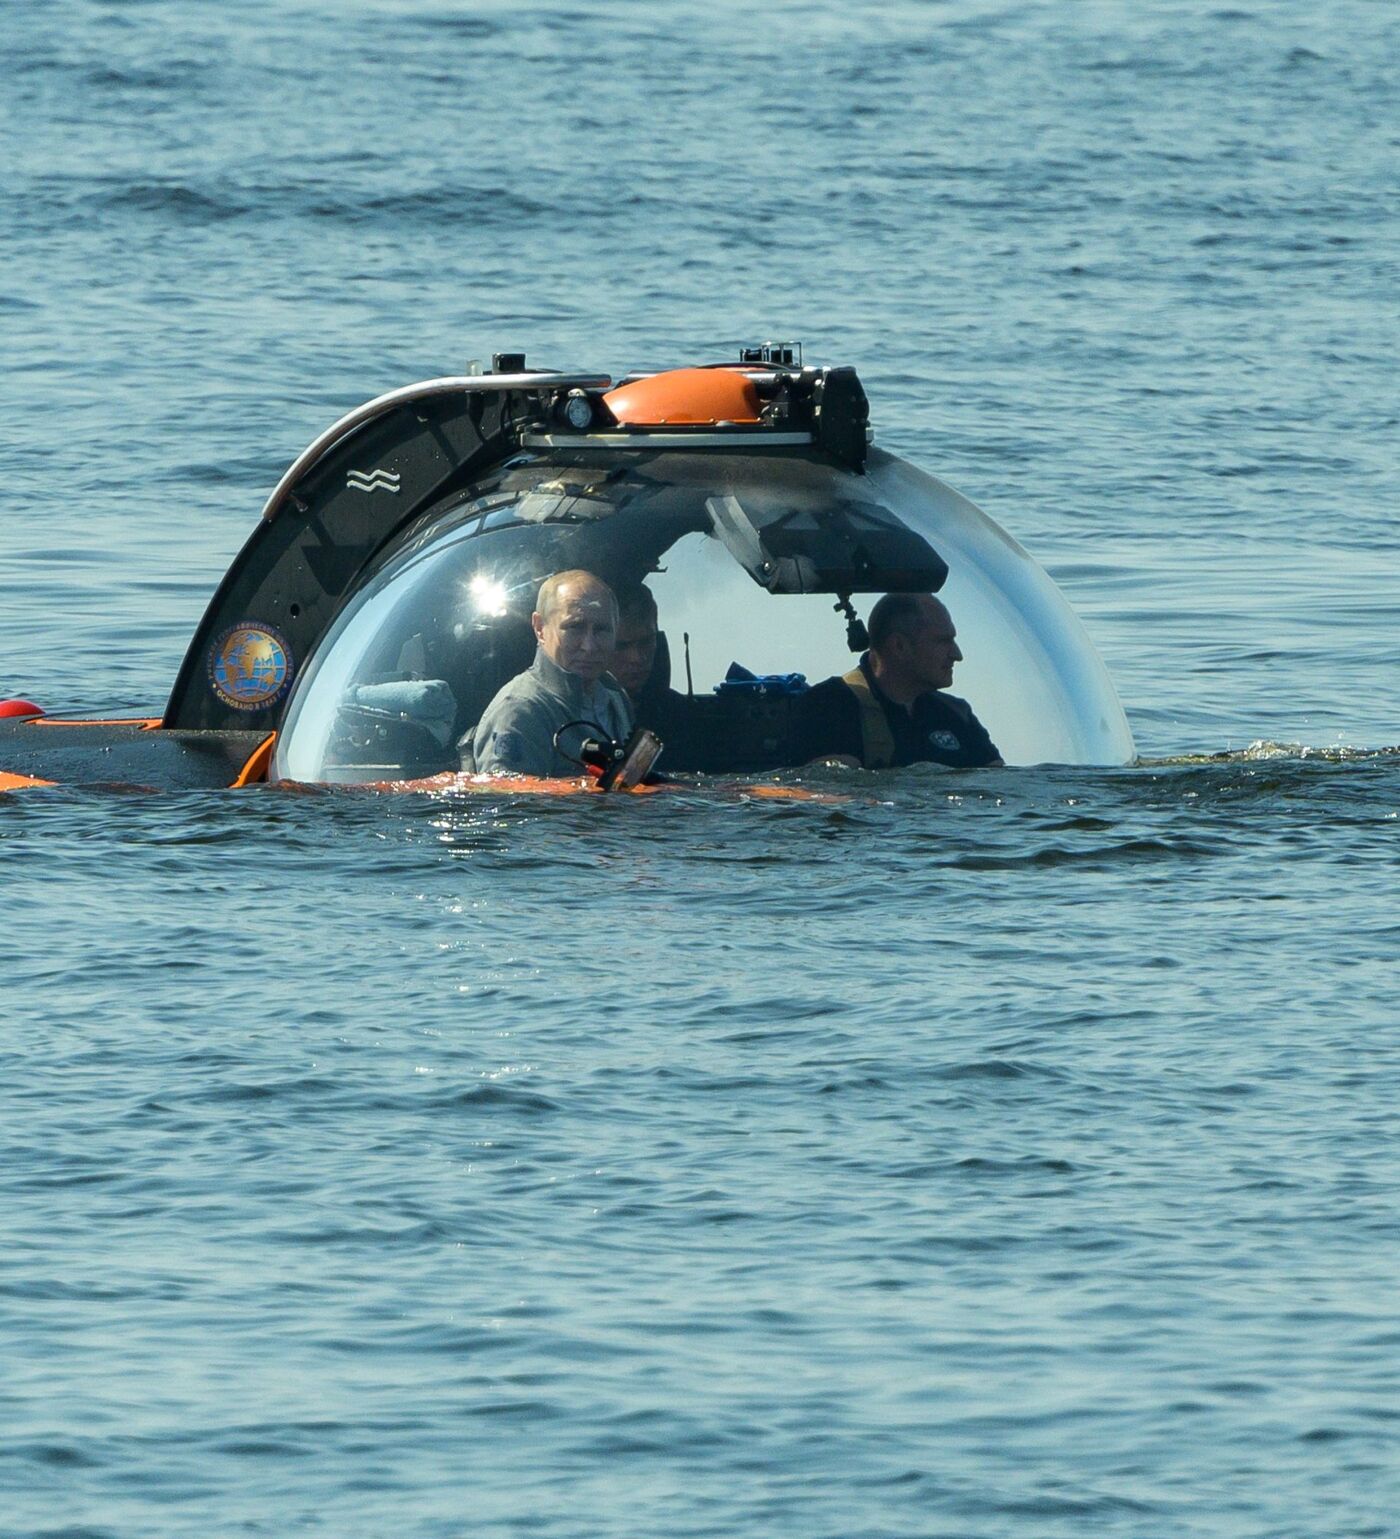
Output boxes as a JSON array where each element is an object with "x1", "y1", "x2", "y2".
[{"x1": 683, "y1": 632, "x2": 694, "y2": 698}]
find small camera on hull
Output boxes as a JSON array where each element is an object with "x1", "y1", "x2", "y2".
[{"x1": 738, "y1": 341, "x2": 802, "y2": 368}]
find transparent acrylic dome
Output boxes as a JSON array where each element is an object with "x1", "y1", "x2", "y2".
[
  {"x1": 868, "y1": 450, "x2": 1134, "y2": 765},
  {"x1": 272, "y1": 446, "x2": 1133, "y2": 783},
  {"x1": 272, "y1": 518, "x2": 548, "y2": 785}
]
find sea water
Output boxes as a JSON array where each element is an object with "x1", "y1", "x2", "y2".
[{"x1": 3, "y1": 2, "x2": 1398, "y2": 1535}]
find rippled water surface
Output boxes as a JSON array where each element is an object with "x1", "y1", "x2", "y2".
[{"x1": 4, "y1": 2, "x2": 1399, "y2": 1535}]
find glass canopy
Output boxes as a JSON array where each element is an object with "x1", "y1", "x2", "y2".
[{"x1": 272, "y1": 447, "x2": 1133, "y2": 784}]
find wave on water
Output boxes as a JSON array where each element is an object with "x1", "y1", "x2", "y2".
[
  {"x1": 1140, "y1": 740, "x2": 1400, "y2": 766},
  {"x1": 75, "y1": 177, "x2": 556, "y2": 229}
]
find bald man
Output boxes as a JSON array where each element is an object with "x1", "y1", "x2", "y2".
[
  {"x1": 465, "y1": 570, "x2": 634, "y2": 777},
  {"x1": 791, "y1": 593, "x2": 1002, "y2": 769}
]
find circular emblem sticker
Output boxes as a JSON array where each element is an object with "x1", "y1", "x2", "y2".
[{"x1": 208, "y1": 624, "x2": 293, "y2": 712}]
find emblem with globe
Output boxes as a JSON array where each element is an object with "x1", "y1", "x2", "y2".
[{"x1": 209, "y1": 625, "x2": 291, "y2": 710}]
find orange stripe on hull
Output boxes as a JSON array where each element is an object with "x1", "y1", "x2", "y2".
[
  {"x1": 231, "y1": 734, "x2": 277, "y2": 788},
  {"x1": 359, "y1": 771, "x2": 612, "y2": 795},
  {"x1": 25, "y1": 718, "x2": 163, "y2": 729},
  {"x1": 344, "y1": 772, "x2": 848, "y2": 803},
  {"x1": 0, "y1": 771, "x2": 57, "y2": 791}
]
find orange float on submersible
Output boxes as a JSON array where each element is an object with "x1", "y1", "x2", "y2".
[{"x1": 603, "y1": 368, "x2": 762, "y2": 427}]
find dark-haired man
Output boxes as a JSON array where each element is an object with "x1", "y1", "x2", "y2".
[
  {"x1": 791, "y1": 593, "x2": 1003, "y2": 769},
  {"x1": 609, "y1": 584, "x2": 699, "y2": 758},
  {"x1": 610, "y1": 585, "x2": 665, "y2": 704}
]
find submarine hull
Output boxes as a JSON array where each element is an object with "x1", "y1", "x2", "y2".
[{"x1": 2, "y1": 352, "x2": 1135, "y2": 790}]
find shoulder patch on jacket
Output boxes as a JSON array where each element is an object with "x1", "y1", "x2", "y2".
[{"x1": 489, "y1": 729, "x2": 526, "y2": 770}]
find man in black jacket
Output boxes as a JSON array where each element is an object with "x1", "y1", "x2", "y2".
[
  {"x1": 791, "y1": 593, "x2": 1003, "y2": 769},
  {"x1": 611, "y1": 584, "x2": 698, "y2": 746}
]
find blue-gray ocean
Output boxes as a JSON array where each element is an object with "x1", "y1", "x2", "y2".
[{"x1": 3, "y1": 2, "x2": 1398, "y2": 1535}]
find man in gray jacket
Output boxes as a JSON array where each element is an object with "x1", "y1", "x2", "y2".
[{"x1": 465, "y1": 570, "x2": 634, "y2": 777}]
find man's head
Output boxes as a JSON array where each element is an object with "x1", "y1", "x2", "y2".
[
  {"x1": 532, "y1": 570, "x2": 618, "y2": 685},
  {"x1": 867, "y1": 592, "x2": 963, "y2": 701},
  {"x1": 611, "y1": 585, "x2": 659, "y2": 698}
]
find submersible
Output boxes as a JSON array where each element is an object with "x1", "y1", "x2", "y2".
[{"x1": 0, "y1": 344, "x2": 1133, "y2": 791}]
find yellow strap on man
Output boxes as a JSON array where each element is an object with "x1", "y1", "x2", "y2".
[{"x1": 841, "y1": 667, "x2": 896, "y2": 769}]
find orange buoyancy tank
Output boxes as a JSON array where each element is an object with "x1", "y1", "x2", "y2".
[{"x1": 603, "y1": 368, "x2": 762, "y2": 427}]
